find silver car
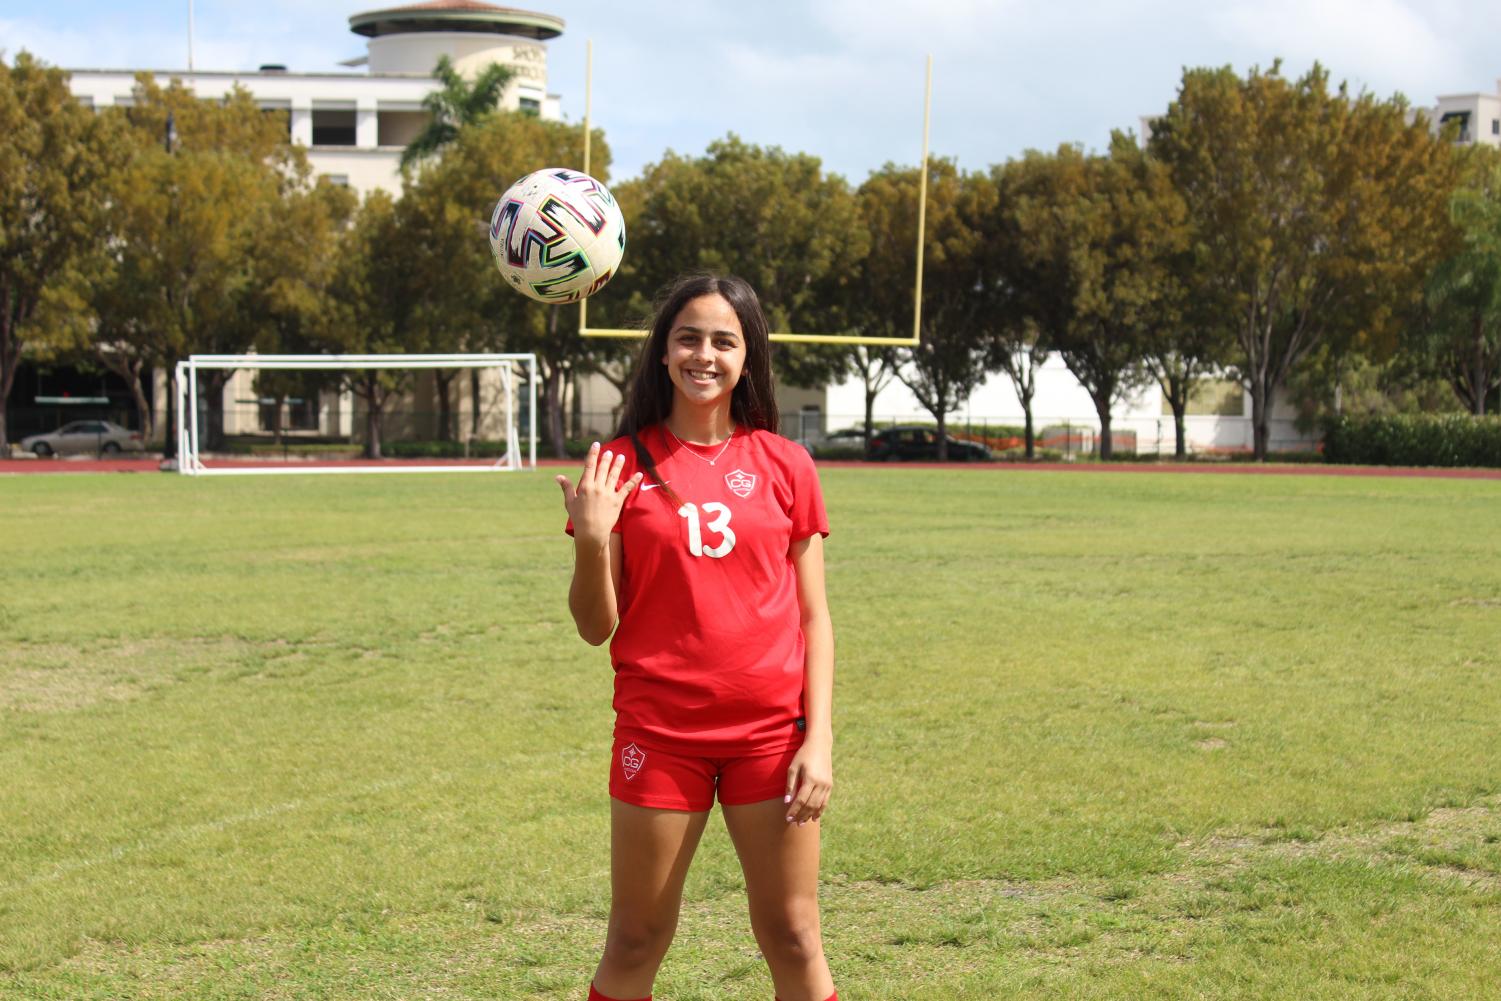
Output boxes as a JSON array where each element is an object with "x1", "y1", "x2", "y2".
[{"x1": 20, "y1": 420, "x2": 145, "y2": 457}]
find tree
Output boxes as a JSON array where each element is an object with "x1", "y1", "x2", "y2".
[
  {"x1": 1068, "y1": 138, "x2": 1189, "y2": 461},
  {"x1": 0, "y1": 52, "x2": 120, "y2": 451},
  {"x1": 1418, "y1": 145, "x2": 1501, "y2": 414},
  {"x1": 617, "y1": 136, "x2": 867, "y2": 404},
  {"x1": 93, "y1": 75, "x2": 305, "y2": 451},
  {"x1": 987, "y1": 153, "x2": 1062, "y2": 460},
  {"x1": 233, "y1": 178, "x2": 357, "y2": 443},
  {"x1": 400, "y1": 55, "x2": 516, "y2": 170},
  {"x1": 1143, "y1": 288, "x2": 1234, "y2": 459},
  {"x1": 324, "y1": 190, "x2": 413, "y2": 459},
  {"x1": 411, "y1": 112, "x2": 613, "y2": 454},
  {"x1": 855, "y1": 161, "x2": 992, "y2": 459},
  {"x1": 394, "y1": 163, "x2": 496, "y2": 441},
  {"x1": 996, "y1": 142, "x2": 1186, "y2": 459},
  {"x1": 1150, "y1": 62, "x2": 1457, "y2": 459},
  {"x1": 845, "y1": 345, "x2": 900, "y2": 445}
]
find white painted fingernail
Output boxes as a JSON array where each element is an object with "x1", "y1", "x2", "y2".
[{"x1": 784, "y1": 794, "x2": 792, "y2": 804}]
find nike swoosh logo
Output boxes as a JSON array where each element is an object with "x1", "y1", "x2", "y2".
[{"x1": 641, "y1": 482, "x2": 668, "y2": 491}]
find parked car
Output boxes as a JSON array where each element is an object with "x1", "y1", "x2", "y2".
[
  {"x1": 791, "y1": 427, "x2": 868, "y2": 456},
  {"x1": 867, "y1": 426, "x2": 992, "y2": 462},
  {"x1": 20, "y1": 420, "x2": 144, "y2": 457}
]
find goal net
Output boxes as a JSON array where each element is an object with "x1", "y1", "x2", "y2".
[{"x1": 173, "y1": 353, "x2": 537, "y2": 476}]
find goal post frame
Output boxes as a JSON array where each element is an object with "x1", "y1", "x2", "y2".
[{"x1": 174, "y1": 353, "x2": 538, "y2": 476}]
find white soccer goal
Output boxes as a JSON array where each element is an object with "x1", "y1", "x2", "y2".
[{"x1": 173, "y1": 353, "x2": 537, "y2": 476}]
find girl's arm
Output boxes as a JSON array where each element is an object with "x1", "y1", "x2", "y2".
[
  {"x1": 557, "y1": 443, "x2": 639, "y2": 645},
  {"x1": 785, "y1": 532, "x2": 834, "y2": 825},
  {"x1": 567, "y1": 534, "x2": 624, "y2": 646}
]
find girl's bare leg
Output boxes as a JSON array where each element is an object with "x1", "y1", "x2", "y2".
[
  {"x1": 591, "y1": 798, "x2": 711, "y2": 999},
  {"x1": 721, "y1": 799, "x2": 835, "y2": 1001}
]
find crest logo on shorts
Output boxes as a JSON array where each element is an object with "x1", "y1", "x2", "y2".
[
  {"x1": 621, "y1": 742, "x2": 646, "y2": 781},
  {"x1": 724, "y1": 469, "x2": 756, "y2": 498}
]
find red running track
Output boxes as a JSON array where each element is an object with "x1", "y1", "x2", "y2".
[{"x1": 4, "y1": 456, "x2": 1500, "y2": 479}]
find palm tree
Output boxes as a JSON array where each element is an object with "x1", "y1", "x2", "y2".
[{"x1": 400, "y1": 55, "x2": 515, "y2": 169}]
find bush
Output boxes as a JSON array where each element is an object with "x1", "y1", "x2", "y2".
[
  {"x1": 995, "y1": 447, "x2": 1065, "y2": 462},
  {"x1": 1225, "y1": 449, "x2": 1325, "y2": 465},
  {"x1": 225, "y1": 440, "x2": 359, "y2": 457},
  {"x1": 384, "y1": 440, "x2": 510, "y2": 458},
  {"x1": 812, "y1": 444, "x2": 867, "y2": 461},
  {"x1": 1323, "y1": 414, "x2": 1501, "y2": 467}
]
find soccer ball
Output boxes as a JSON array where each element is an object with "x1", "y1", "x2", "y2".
[{"x1": 488, "y1": 167, "x2": 626, "y2": 304}]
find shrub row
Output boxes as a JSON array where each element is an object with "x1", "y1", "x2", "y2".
[
  {"x1": 384, "y1": 440, "x2": 509, "y2": 458},
  {"x1": 1322, "y1": 414, "x2": 1501, "y2": 468}
]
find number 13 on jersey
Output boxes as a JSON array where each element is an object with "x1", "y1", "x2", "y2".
[{"x1": 677, "y1": 502, "x2": 736, "y2": 558}]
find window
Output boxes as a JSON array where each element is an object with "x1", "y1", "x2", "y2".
[
  {"x1": 260, "y1": 104, "x2": 291, "y2": 140},
  {"x1": 1440, "y1": 111, "x2": 1472, "y2": 143},
  {"x1": 311, "y1": 108, "x2": 356, "y2": 146},
  {"x1": 377, "y1": 109, "x2": 427, "y2": 146},
  {"x1": 1492, "y1": 119, "x2": 1499, "y2": 136},
  {"x1": 259, "y1": 397, "x2": 320, "y2": 432},
  {"x1": 518, "y1": 96, "x2": 541, "y2": 116},
  {"x1": 258, "y1": 398, "x2": 278, "y2": 431},
  {"x1": 322, "y1": 174, "x2": 350, "y2": 188},
  {"x1": 289, "y1": 396, "x2": 319, "y2": 431}
]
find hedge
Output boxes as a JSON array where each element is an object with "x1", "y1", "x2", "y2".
[
  {"x1": 1322, "y1": 413, "x2": 1501, "y2": 468},
  {"x1": 384, "y1": 440, "x2": 510, "y2": 458}
]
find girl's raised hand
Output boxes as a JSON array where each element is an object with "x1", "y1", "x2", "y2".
[{"x1": 557, "y1": 442, "x2": 643, "y2": 548}]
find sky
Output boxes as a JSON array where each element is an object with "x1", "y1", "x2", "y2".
[{"x1": 4, "y1": 0, "x2": 1500, "y2": 184}]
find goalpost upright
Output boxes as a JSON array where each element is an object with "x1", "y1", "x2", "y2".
[{"x1": 174, "y1": 353, "x2": 538, "y2": 476}]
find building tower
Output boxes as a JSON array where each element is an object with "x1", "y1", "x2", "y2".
[{"x1": 347, "y1": 1, "x2": 565, "y2": 119}]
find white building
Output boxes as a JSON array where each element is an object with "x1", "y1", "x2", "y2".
[
  {"x1": 1430, "y1": 81, "x2": 1501, "y2": 147},
  {"x1": 66, "y1": 1, "x2": 566, "y2": 198},
  {"x1": 825, "y1": 357, "x2": 1309, "y2": 456},
  {"x1": 62, "y1": 2, "x2": 568, "y2": 447}
]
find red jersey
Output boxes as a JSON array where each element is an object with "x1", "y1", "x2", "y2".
[{"x1": 567, "y1": 425, "x2": 829, "y2": 755}]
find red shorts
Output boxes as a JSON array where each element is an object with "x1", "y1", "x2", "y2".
[{"x1": 610, "y1": 737, "x2": 800, "y2": 811}]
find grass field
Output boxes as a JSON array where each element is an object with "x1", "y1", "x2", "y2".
[{"x1": 2, "y1": 467, "x2": 1499, "y2": 1000}]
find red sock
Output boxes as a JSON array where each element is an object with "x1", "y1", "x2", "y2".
[{"x1": 588, "y1": 984, "x2": 650, "y2": 1001}]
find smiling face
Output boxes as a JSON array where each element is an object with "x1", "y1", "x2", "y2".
[{"x1": 662, "y1": 293, "x2": 747, "y2": 411}]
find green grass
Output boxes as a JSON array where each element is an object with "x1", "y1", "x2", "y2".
[{"x1": 2, "y1": 467, "x2": 1499, "y2": 999}]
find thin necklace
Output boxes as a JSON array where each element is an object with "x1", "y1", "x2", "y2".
[{"x1": 664, "y1": 424, "x2": 736, "y2": 466}]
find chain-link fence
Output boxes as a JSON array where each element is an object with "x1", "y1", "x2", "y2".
[{"x1": 7, "y1": 397, "x2": 1316, "y2": 462}]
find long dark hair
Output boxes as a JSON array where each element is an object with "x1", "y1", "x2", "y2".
[{"x1": 616, "y1": 274, "x2": 777, "y2": 493}]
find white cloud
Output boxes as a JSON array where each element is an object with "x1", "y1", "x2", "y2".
[{"x1": 1208, "y1": 0, "x2": 1448, "y2": 98}]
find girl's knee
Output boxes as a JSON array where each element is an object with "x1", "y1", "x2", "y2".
[
  {"x1": 753, "y1": 913, "x2": 824, "y2": 965},
  {"x1": 603, "y1": 914, "x2": 677, "y2": 968}
]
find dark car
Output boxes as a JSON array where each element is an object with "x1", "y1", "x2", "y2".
[{"x1": 867, "y1": 426, "x2": 991, "y2": 462}]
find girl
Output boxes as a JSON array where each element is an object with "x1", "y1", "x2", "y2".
[{"x1": 557, "y1": 274, "x2": 837, "y2": 1001}]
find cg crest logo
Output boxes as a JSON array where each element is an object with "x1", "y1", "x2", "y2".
[
  {"x1": 724, "y1": 469, "x2": 756, "y2": 498},
  {"x1": 621, "y1": 742, "x2": 646, "y2": 781}
]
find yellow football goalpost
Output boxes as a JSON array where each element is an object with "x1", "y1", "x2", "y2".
[{"x1": 577, "y1": 42, "x2": 932, "y2": 347}]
